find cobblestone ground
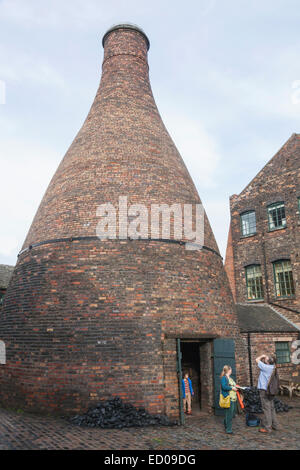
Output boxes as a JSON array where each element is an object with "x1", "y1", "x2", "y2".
[{"x1": 0, "y1": 397, "x2": 299, "y2": 450}]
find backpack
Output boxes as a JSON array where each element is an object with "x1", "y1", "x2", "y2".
[
  {"x1": 266, "y1": 366, "x2": 280, "y2": 397},
  {"x1": 246, "y1": 413, "x2": 260, "y2": 427}
]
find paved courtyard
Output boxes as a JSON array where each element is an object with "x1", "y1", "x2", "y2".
[{"x1": 0, "y1": 397, "x2": 299, "y2": 450}]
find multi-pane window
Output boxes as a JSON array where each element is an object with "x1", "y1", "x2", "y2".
[
  {"x1": 240, "y1": 211, "x2": 256, "y2": 237},
  {"x1": 267, "y1": 202, "x2": 286, "y2": 230},
  {"x1": 273, "y1": 260, "x2": 295, "y2": 298},
  {"x1": 275, "y1": 342, "x2": 290, "y2": 364},
  {"x1": 245, "y1": 265, "x2": 264, "y2": 300}
]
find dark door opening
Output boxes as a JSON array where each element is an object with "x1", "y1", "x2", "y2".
[
  {"x1": 176, "y1": 338, "x2": 235, "y2": 420},
  {"x1": 181, "y1": 342, "x2": 201, "y2": 413}
]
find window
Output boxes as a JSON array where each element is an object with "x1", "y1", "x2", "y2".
[
  {"x1": 240, "y1": 211, "x2": 256, "y2": 237},
  {"x1": 275, "y1": 342, "x2": 290, "y2": 364},
  {"x1": 267, "y1": 202, "x2": 286, "y2": 230},
  {"x1": 245, "y1": 265, "x2": 264, "y2": 300},
  {"x1": 273, "y1": 260, "x2": 295, "y2": 298}
]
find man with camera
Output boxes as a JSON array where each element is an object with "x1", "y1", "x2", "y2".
[{"x1": 256, "y1": 354, "x2": 279, "y2": 433}]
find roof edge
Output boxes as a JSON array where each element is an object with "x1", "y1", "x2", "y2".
[
  {"x1": 268, "y1": 304, "x2": 300, "y2": 332},
  {"x1": 236, "y1": 133, "x2": 300, "y2": 198},
  {"x1": 236, "y1": 302, "x2": 300, "y2": 333}
]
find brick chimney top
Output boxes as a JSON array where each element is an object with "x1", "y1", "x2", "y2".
[{"x1": 102, "y1": 23, "x2": 150, "y2": 50}]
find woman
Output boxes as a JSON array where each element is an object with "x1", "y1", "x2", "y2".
[{"x1": 220, "y1": 365, "x2": 237, "y2": 434}]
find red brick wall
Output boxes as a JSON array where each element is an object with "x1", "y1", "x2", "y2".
[
  {"x1": 225, "y1": 134, "x2": 300, "y2": 326},
  {"x1": 224, "y1": 226, "x2": 236, "y2": 302},
  {"x1": 242, "y1": 332, "x2": 300, "y2": 386},
  {"x1": 0, "y1": 239, "x2": 248, "y2": 417}
]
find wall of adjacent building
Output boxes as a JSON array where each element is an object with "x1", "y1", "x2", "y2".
[
  {"x1": 242, "y1": 332, "x2": 300, "y2": 386},
  {"x1": 225, "y1": 134, "x2": 300, "y2": 328}
]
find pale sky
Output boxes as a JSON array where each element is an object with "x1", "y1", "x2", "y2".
[{"x1": 1, "y1": 0, "x2": 300, "y2": 265}]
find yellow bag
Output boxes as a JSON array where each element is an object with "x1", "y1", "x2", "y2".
[{"x1": 219, "y1": 393, "x2": 230, "y2": 409}]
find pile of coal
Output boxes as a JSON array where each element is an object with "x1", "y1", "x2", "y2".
[
  {"x1": 68, "y1": 397, "x2": 177, "y2": 429},
  {"x1": 274, "y1": 397, "x2": 292, "y2": 412},
  {"x1": 243, "y1": 387, "x2": 292, "y2": 413}
]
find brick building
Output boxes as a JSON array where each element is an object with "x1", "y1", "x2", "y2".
[
  {"x1": 0, "y1": 24, "x2": 248, "y2": 420},
  {"x1": 236, "y1": 304, "x2": 299, "y2": 385},
  {"x1": 225, "y1": 134, "x2": 300, "y2": 382},
  {"x1": 0, "y1": 265, "x2": 14, "y2": 306}
]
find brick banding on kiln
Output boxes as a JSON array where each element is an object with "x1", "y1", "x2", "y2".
[{"x1": 18, "y1": 237, "x2": 223, "y2": 259}]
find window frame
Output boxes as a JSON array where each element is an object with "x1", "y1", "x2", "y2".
[
  {"x1": 273, "y1": 259, "x2": 295, "y2": 299},
  {"x1": 240, "y1": 210, "x2": 257, "y2": 238},
  {"x1": 245, "y1": 264, "x2": 264, "y2": 301},
  {"x1": 267, "y1": 201, "x2": 287, "y2": 231},
  {"x1": 275, "y1": 341, "x2": 291, "y2": 365}
]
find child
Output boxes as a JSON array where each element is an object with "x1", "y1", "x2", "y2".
[{"x1": 182, "y1": 372, "x2": 194, "y2": 415}]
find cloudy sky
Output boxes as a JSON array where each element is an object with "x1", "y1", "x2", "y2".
[{"x1": 1, "y1": 0, "x2": 300, "y2": 266}]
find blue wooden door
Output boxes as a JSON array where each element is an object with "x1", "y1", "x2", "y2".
[{"x1": 213, "y1": 338, "x2": 236, "y2": 416}]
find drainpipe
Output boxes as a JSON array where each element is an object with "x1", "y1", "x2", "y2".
[
  {"x1": 247, "y1": 333, "x2": 253, "y2": 387},
  {"x1": 262, "y1": 239, "x2": 270, "y2": 303}
]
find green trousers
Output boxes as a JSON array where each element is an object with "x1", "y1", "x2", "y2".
[{"x1": 224, "y1": 400, "x2": 236, "y2": 433}]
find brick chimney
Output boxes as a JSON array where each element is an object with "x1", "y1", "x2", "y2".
[{"x1": 0, "y1": 25, "x2": 247, "y2": 417}]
